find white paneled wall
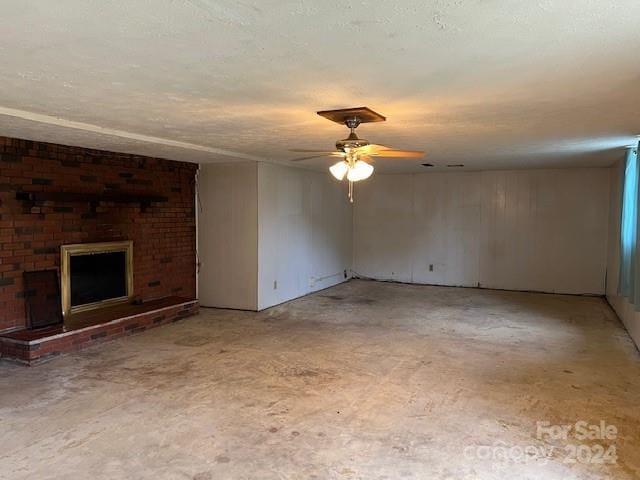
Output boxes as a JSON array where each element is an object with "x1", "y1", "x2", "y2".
[
  {"x1": 198, "y1": 163, "x2": 611, "y2": 311},
  {"x1": 354, "y1": 168, "x2": 610, "y2": 295},
  {"x1": 197, "y1": 162, "x2": 351, "y2": 311},
  {"x1": 480, "y1": 169, "x2": 609, "y2": 293},
  {"x1": 413, "y1": 173, "x2": 482, "y2": 286},
  {"x1": 197, "y1": 163, "x2": 258, "y2": 310},
  {"x1": 257, "y1": 163, "x2": 352, "y2": 310}
]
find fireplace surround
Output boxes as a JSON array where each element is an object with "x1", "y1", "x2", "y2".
[
  {"x1": 0, "y1": 135, "x2": 199, "y2": 364},
  {"x1": 60, "y1": 241, "x2": 134, "y2": 317},
  {"x1": 0, "y1": 135, "x2": 197, "y2": 333}
]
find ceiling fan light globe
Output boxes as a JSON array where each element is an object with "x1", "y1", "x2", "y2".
[
  {"x1": 329, "y1": 161, "x2": 349, "y2": 181},
  {"x1": 347, "y1": 160, "x2": 374, "y2": 182}
]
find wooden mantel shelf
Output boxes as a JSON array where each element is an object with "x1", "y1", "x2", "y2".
[
  {"x1": 16, "y1": 191, "x2": 169, "y2": 204},
  {"x1": 16, "y1": 191, "x2": 169, "y2": 213}
]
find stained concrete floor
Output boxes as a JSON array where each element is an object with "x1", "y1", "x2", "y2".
[{"x1": 1, "y1": 279, "x2": 639, "y2": 480}]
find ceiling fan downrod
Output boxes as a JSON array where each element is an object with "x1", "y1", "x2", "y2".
[
  {"x1": 336, "y1": 116, "x2": 370, "y2": 152},
  {"x1": 344, "y1": 116, "x2": 361, "y2": 131}
]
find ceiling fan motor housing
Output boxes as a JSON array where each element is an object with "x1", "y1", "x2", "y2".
[
  {"x1": 316, "y1": 107, "x2": 384, "y2": 152},
  {"x1": 336, "y1": 130, "x2": 370, "y2": 152}
]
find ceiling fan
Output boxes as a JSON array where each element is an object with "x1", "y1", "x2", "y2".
[{"x1": 290, "y1": 107, "x2": 424, "y2": 202}]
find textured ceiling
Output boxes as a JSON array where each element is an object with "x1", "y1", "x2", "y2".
[{"x1": 0, "y1": 1, "x2": 639, "y2": 172}]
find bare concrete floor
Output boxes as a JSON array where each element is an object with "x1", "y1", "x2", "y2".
[{"x1": 1, "y1": 279, "x2": 639, "y2": 480}]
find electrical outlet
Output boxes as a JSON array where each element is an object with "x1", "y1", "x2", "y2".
[
  {"x1": 273, "y1": 280, "x2": 277, "y2": 290},
  {"x1": 429, "y1": 264, "x2": 434, "y2": 272}
]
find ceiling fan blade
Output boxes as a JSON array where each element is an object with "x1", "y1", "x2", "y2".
[
  {"x1": 289, "y1": 152, "x2": 344, "y2": 162},
  {"x1": 288, "y1": 149, "x2": 336, "y2": 153},
  {"x1": 353, "y1": 144, "x2": 423, "y2": 158},
  {"x1": 363, "y1": 143, "x2": 392, "y2": 151},
  {"x1": 369, "y1": 149, "x2": 425, "y2": 158},
  {"x1": 352, "y1": 144, "x2": 386, "y2": 155}
]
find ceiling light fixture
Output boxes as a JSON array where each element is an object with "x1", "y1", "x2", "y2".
[
  {"x1": 329, "y1": 152, "x2": 374, "y2": 202},
  {"x1": 347, "y1": 160, "x2": 374, "y2": 182},
  {"x1": 329, "y1": 160, "x2": 349, "y2": 181},
  {"x1": 291, "y1": 107, "x2": 425, "y2": 203}
]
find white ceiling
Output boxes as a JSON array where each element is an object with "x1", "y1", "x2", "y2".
[{"x1": 0, "y1": 1, "x2": 638, "y2": 172}]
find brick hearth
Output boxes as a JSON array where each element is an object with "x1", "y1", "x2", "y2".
[{"x1": 0, "y1": 297, "x2": 199, "y2": 365}]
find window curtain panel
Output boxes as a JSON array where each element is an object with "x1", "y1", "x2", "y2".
[{"x1": 619, "y1": 144, "x2": 640, "y2": 305}]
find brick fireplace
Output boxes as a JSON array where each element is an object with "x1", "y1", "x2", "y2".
[{"x1": 0, "y1": 135, "x2": 198, "y2": 362}]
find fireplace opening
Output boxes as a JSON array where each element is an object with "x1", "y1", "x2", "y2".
[
  {"x1": 70, "y1": 251, "x2": 127, "y2": 307},
  {"x1": 60, "y1": 241, "x2": 134, "y2": 317}
]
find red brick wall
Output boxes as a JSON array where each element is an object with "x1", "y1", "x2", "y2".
[{"x1": 0, "y1": 136, "x2": 198, "y2": 331}]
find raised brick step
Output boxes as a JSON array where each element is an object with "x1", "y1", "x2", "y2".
[{"x1": 0, "y1": 297, "x2": 198, "y2": 365}]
